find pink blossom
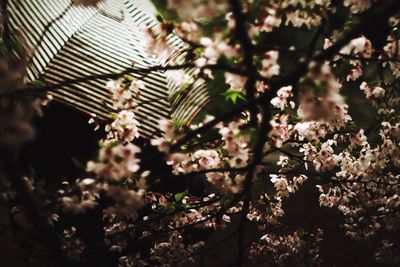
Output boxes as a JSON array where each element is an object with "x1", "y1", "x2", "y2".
[
  {"x1": 193, "y1": 149, "x2": 221, "y2": 170},
  {"x1": 344, "y1": 0, "x2": 372, "y2": 13},
  {"x1": 270, "y1": 86, "x2": 293, "y2": 110},
  {"x1": 87, "y1": 143, "x2": 141, "y2": 181},
  {"x1": 261, "y1": 51, "x2": 280, "y2": 78},
  {"x1": 269, "y1": 114, "x2": 292, "y2": 147},
  {"x1": 341, "y1": 36, "x2": 373, "y2": 57},
  {"x1": 225, "y1": 72, "x2": 247, "y2": 89},
  {"x1": 360, "y1": 82, "x2": 385, "y2": 98},
  {"x1": 105, "y1": 110, "x2": 140, "y2": 142},
  {"x1": 261, "y1": 8, "x2": 282, "y2": 32}
]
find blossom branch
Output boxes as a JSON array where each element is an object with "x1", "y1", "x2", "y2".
[{"x1": 230, "y1": 0, "x2": 258, "y2": 126}]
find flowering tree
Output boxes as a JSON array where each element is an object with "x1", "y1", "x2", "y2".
[{"x1": 1, "y1": 0, "x2": 400, "y2": 266}]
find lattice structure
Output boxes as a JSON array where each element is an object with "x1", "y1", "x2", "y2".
[{"x1": 8, "y1": 0, "x2": 209, "y2": 137}]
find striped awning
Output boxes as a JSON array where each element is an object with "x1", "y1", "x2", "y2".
[{"x1": 8, "y1": 0, "x2": 210, "y2": 138}]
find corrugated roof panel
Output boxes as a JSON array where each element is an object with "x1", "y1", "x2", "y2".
[{"x1": 8, "y1": 0, "x2": 210, "y2": 137}]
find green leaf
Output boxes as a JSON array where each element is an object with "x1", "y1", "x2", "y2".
[
  {"x1": 27, "y1": 80, "x2": 45, "y2": 88},
  {"x1": 174, "y1": 191, "x2": 187, "y2": 203},
  {"x1": 181, "y1": 203, "x2": 190, "y2": 210},
  {"x1": 344, "y1": 19, "x2": 353, "y2": 31},
  {"x1": 172, "y1": 119, "x2": 185, "y2": 129},
  {"x1": 155, "y1": 11, "x2": 166, "y2": 23},
  {"x1": 150, "y1": 0, "x2": 180, "y2": 21},
  {"x1": 224, "y1": 89, "x2": 246, "y2": 104},
  {"x1": 162, "y1": 203, "x2": 176, "y2": 215}
]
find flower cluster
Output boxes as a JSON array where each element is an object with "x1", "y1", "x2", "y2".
[
  {"x1": 150, "y1": 231, "x2": 205, "y2": 266},
  {"x1": 166, "y1": 0, "x2": 228, "y2": 21},
  {"x1": 143, "y1": 25, "x2": 177, "y2": 63},
  {"x1": 270, "y1": 173, "x2": 308, "y2": 198},
  {"x1": 270, "y1": 86, "x2": 294, "y2": 111},
  {"x1": 261, "y1": 51, "x2": 280, "y2": 78},
  {"x1": 249, "y1": 229, "x2": 323, "y2": 266},
  {"x1": 16, "y1": 1, "x2": 400, "y2": 266},
  {"x1": 337, "y1": 36, "x2": 373, "y2": 81},
  {"x1": 198, "y1": 37, "x2": 238, "y2": 66},
  {"x1": 129, "y1": 6, "x2": 400, "y2": 262},
  {"x1": 105, "y1": 110, "x2": 140, "y2": 142},
  {"x1": 344, "y1": 0, "x2": 372, "y2": 13},
  {"x1": 152, "y1": 118, "x2": 250, "y2": 193},
  {"x1": 87, "y1": 143, "x2": 141, "y2": 181}
]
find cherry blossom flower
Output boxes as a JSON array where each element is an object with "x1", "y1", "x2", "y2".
[
  {"x1": 285, "y1": 10, "x2": 322, "y2": 29},
  {"x1": 298, "y1": 64, "x2": 351, "y2": 129},
  {"x1": 261, "y1": 51, "x2": 280, "y2": 78},
  {"x1": 167, "y1": 0, "x2": 228, "y2": 21},
  {"x1": 143, "y1": 25, "x2": 177, "y2": 63},
  {"x1": 20, "y1": 2, "x2": 400, "y2": 266},
  {"x1": 269, "y1": 114, "x2": 293, "y2": 147},
  {"x1": 199, "y1": 36, "x2": 238, "y2": 65},
  {"x1": 61, "y1": 195, "x2": 98, "y2": 214},
  {"x1": 107, "y1": 79, "x2": 140, "y2": 110},
  {"x1": 270, "y1": 174, "x2": 292, "y2": 197},
  {"x1": 225, "y1": 72, "x2": 247, "y2": 89},
  {"x1": 174, "y1": 21, "x2": 201, "y2": 42},
  {"x1": 151, "y1": 119, "x2": 177, "y2": 152},
  {"x1": 270, "y1": 86, "x2": 294, "y2": 110},
  {"x1": 105, "y1": 110, "x2": 140, "y2": 142},
  {"x1": 193, "y1": 149, "x2": 221, "y2": 170},
  {"x1": 341, "y1": 36, "x2": 373, "y2": 57},
  {"x1": 260, "y1": 7, "x2": 282, "y2": 32},
  {"x1": 360, "y1": 82, "x2": 385, "y2": 99},
  {"x1": 250, "y1": 229, "x2": 323, "y2": 266},
  {"x1": 346, "y1": 63, "x2": 363, "y2": 81},
  {"x1": 344, "y1": 0, "x2": 372, "y2": 13},
  {"x1": 87, "y1": 143, "x2": 141, "y2": 181},
  {"x1": 150, "y1": 231, "x2": 205, "y2": 266},
  {"x1": 105, "y1": 186, "x2": 145, "y2": 220}
]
